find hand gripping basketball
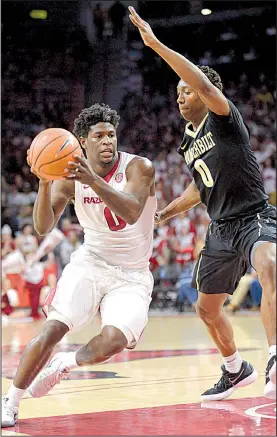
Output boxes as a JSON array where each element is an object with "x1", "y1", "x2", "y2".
[
  {"x1": 26, "y1": 148, "x2": 49, "y2": 182},
  {"x1": 28, "y1": 128, "x2": 82, "y2": 180},
  {"x1": 64, "y1": 155, "x2": 97, "y2": 186}
]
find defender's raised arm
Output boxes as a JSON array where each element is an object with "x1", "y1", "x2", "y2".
[{"x1": 128, "y1": 6, "x2": 229, "y2": 116}]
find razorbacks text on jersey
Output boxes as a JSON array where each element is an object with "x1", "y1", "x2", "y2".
[
  {"x1": 74, "y1": 151, "x2": 157, "y2": 270},
  {"x1": 177, "y1": 100, "x2": 268, "y2": 220}
]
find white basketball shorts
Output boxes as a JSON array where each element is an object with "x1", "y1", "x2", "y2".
[{"x1": 44, "y1": 246, "x2": 154, "y2": 348}]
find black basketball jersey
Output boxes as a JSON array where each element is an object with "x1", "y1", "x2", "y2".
[{"x1": 177, "y1": 100, "x2": 268, "y2": 220}]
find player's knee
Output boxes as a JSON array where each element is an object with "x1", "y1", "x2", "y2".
[
  {"x1": 100, "y1": 326, "x2": 128, "y2": 359},
  {"x1": 196, "y1": 303, "x2": 220, "y2": 324},
  {"x1": 38, "y1": 320, "x2": 68, "y2": 348},
  {"x1": 257, "y1": 254, "x2": 276, "y2": 289}
]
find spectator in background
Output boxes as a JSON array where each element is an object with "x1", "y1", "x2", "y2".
[
  {"x1": 22, "y1": 182, "x2": 37, "y2": 205},
  {"x1": 1, "y1": 225, "x2": 16, "y2": 258},
  {"x1": 109, "y1": 0, "x2": 126, "y2": 38},
  {"x1": 7, "y1": 185, "x2": 26, "y2": 211},
  {"x1": 60, "y1": 218, "x2": 73, "y2": 236},
  {"x1": 225, "y1": 270, "x2": 260, "y2": 313},
  {"x1": 150, "y1": 226, "x2": 171, "y2": 276},
  {"x1": 1, "y1": 208, "x2": 19, "y2": 239},
  {"x1": 59, "y1": 230, "x2": 81, "y2": 269},
  {"x1": 199, "y1": 51, "x2": 214, "y2": 66},
  {"x1": 2, "y1": 277, "x2": 16, "y2": 317},
  {"x1": 249, "y1": 276, "x2": 262, "y2": 310},
  {"x1": 93, "y1": 3, "x2": 105, "y2": 41},
  {"x1": 17, "y1": 205, "x2": 34, "y2": 229},
  {"x1": 176, "y1": 235, "x2": 204, "y2": 312},
  {"x1": 22, "y1": 251, "x2": 44, "y2": 320},
  {"x1": 15, "y1": 224, "x2": 38, "y2": 255},
  {"x1": 60, "y1": 217, "x2": 83, "y2": 237},
  {"x1": 262, "y1": 158, "x2": 276, "y2": 205},
  {"x1": 256, "y1": 85, "x2": 274, "y2": 105}
]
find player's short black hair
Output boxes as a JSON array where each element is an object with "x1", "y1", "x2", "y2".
[
  {"x1": 197, "y1": 65, "x2": 223, "y2": 92},
  {"x1": 73, "y1": 103, "x2": 120, "y2": 140}
]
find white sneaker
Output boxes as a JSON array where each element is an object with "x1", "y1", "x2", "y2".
[
  {"x1": 1, "y1": 397, "x2": 18, "y2": 428},
  {"x1": 28, "y1": 353, "x2": 70, "y2": 398}
]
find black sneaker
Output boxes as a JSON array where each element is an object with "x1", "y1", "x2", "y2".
[
  {"x1": 201, "y1": 360, "x2": 258, "y2": 402},
  {"x1": 264, "y1": 355, "x2": 276, "y2": 399}
]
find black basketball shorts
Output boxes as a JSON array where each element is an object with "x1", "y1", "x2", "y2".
[{"x1": 191, "y1": 203, "x2": 276, "y2": 295}]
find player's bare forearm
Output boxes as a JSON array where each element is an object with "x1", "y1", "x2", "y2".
[
  {"x1": 33, "y1": 181, "x2": 56, "y2": 235},
  {"x1": 157, "y1": 181, "x2": 201, "y2": 223},
  {"x1": 67, "y1": 155, "x2": 155, "y2": 225},
  {"x1": 33, "y1": 180, "x2": 74, "y2": 235},
  {"x1": 150, "y1": 41, "x2": 210, "y2": 93},
  {"x1": 89, "y1": 176, "x2": 146, "y2": 225},
  {"x1": 128, "y1": 7, "x2": 229, "y2": 115}
]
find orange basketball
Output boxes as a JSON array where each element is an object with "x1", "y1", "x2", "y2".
[{"x1": 28, "y1": 128, "x2": 82, "y2": 180}]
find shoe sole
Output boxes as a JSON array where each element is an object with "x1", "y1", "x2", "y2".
[
  {"x1": 2, "y1": 420, "x2": 16, "y2": 428},
  {"x1": 269, "y1": 361, "x2": 276, "y2": 384},
  {"x1": 1, "y1": 414, "x2": 18, "y2": 428},
  {"x1": 201, "y1": 369, "x2": 258, "y2": 402}
]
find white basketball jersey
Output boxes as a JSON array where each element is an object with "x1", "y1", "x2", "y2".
[{"x1": 74, "y1": 152, "x2": 157, "y2": 270}]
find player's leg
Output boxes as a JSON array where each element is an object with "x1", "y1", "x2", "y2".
[
  {"x1": 252, "y1": 242, "x2": 276, "y2": 345},
  {"x1": 77, "y1": 268, "x2": 153, "y2": 363},
  {"x1": 252, "y1": 241, "x2": 276, "y2": 398},
  {"x1": 196, "y1": 291, "x2": 257, "y2": 401},
  {"x1": 193, "y1": 225, "x2": 258, "y2": 402},
  {"x1": 196, "y1": 292, "x2": 237, "y2": 357},
  {"x1": 2, "y1": 246, "x2": 95, "y2": 428},
  {"x1": 28, "y1": 325, "x2": 129, "y2": 399},
  {"x1": 76, "y1": 325, "x2": 128, "y2": 365},
  {"x1": 241, "y1": 204, "x2": 277, "y2": 398},
  {"x1": 64, "y1": 270, "x2": 152, "y2": 364},
  {"x1": 28, "y1": 268, "x2": 153, "y2": 397},
  {"x1": 2, "y1": 320, "x2": 68, "y2": 427}
]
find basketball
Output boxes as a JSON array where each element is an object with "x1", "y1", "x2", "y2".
[{"x1": 28, "y1": 128, "x2": 82, "y2": 180}]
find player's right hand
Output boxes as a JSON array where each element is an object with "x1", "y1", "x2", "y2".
[
  {"x1": 27, "y1": 149, "x2": 50, "y2": 183},
  {"x1": 128, "y1": 7, "x2": 159, "y2": 48}
]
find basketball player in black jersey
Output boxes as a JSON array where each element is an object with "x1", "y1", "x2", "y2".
[{"x1": 129, "y1": 7, "x2": 276, "y2": 401}]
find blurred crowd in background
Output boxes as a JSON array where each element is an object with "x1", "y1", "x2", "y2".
[{"x1": 2, "y1": 1, "x2": 276, "y2": 320}]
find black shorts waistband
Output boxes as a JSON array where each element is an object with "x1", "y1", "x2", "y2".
[{"x1": 215, "y1": 201, "x2": 269, "y2": 223}]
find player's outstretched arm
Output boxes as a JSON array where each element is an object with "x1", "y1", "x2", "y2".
[
  {"x1": 155, "y1": 180, "x2": 201, "y2": 224},
  {"x1": 33, "y1": 179, "x2": 74, "y2": 235},
  {"x1": 66, "y1": 155, "x2": 155, "y2": 225},
  {"x1": 128, "y1": 7, "x2": 229, "y2": 116}
]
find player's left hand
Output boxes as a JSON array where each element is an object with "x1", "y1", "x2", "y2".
[
  {"x1": 128, "y1": 7, "x2": 159, "y2": 48},
  {"x1": 64, "y1": 155, "x2": 97, "y2": 185}
]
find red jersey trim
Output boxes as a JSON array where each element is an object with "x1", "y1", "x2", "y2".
[{"x1": 103, "y1": 153, "x2": 121, "y2": 183}]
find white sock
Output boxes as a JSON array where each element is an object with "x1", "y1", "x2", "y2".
[
  {"x1": 222, "y1": 350, "x2": 243, "y2": 373},
  {"x1": 5, "y1": 383, "x2": 25, "y2": 409},
  {"x1": 60, "y1": 351, "x2": 79, "y2": 371},
  {"x1": 269, "y1": 345, "x2": 276, "y2": 360}
]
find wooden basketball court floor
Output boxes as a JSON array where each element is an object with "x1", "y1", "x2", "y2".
[{"x1": 2, "y1": 313, "x2": 276, "y2": 436}]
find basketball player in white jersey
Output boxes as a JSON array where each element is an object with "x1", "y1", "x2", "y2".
[{"x1": 2, "y1": 103, "x2": 157, "y2": 427}]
